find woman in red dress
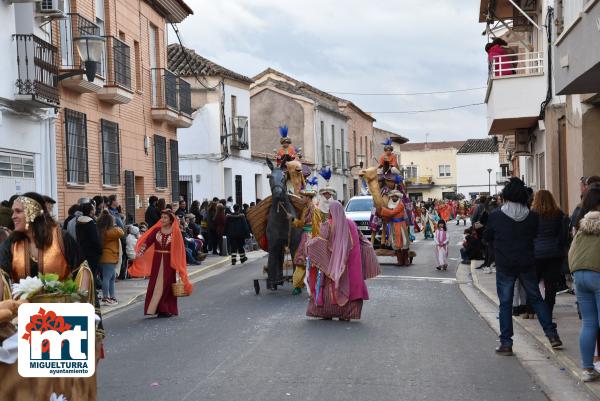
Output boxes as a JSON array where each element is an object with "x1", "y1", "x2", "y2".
[{"x1": 129, "y1": 211, "x2": 192, "y2": 317}]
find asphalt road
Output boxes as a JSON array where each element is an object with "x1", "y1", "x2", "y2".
[{"x1": 98, "y1": 223, "x2": 548, "y2": 401}]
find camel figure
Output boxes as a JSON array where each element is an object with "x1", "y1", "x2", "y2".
[{"x1": 286, "y1": 160, "x2": 305, "y2": 194}]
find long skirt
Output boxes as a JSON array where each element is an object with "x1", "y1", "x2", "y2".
[
  {"x1": 306, "y1": 268, "x2": 363, "y2": 320},
  {"x1": 435, "y1": 245, "x2": 448, "y2": 266},
  {"x1": 144, "y1": 255, "x2": 178, "y2": 316}
]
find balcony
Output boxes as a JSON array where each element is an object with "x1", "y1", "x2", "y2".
[
  {"x1": 485, "y1": 51, "x2": 546, "y2": 134},
  {"x1": 405, "y1": 175, "x2": 434, "y2": 189},
  {"x1": 151, "y1": 68, "x2": 192, "y2": 128},
  {"x1": 58, "y1": 13, "x2": 104, "y2": 93},
  {"x1": 230, "y1": 116, "x2": 249, "y2": 150},
  {"x1": 97, "y1": 36, "x2": 133, "y2": 104},
  {"x1": 14, "y1": 34, "x2": 59, "y2": 108},
  {"x1": 496, "y1": 171, "x2": 510, "y2": 184}
]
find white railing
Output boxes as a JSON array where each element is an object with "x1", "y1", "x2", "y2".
[{"x1": 489, "y1": 51, "x2": 544, "y2": 79}]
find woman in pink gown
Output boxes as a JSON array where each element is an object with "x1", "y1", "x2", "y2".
[{"x1": 306, "y1": 201, "x2": 378, "y2": 320}]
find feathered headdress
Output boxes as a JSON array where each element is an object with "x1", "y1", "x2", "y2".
[
  {"x1": 319, "y1": 166, "x2": 332, "y2": 183},
  {"x1": 307, "y1": 176, "x2": 319, "y2": 187},
  {"x1": 382, "y1": 137, "x2": 394, "y2": 150},
  {"x1": 279, "y1": 125, "x2": 291, "y2": 144}
]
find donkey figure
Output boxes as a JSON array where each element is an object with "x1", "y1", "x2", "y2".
[{"x1": 265, "y1": 158, "x2": 301, "y2": 290}]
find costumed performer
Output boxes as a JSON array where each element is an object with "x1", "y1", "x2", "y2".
[
  {"x1": 378, "y1": 190, "x2": 411, "y2": 266},
  {"x1": 129, "y1": 210, "x2": 193, "y2": 317},
  {"x1": 276, "y1": 125, "x2": 297, "y2": 167},
  {"x1": 306, "y1": 201, "x2": 378, "y2": 321},
  {"x1": 291, "y1": 177, "x2": 322, "y2": 295},
  {"x1": 0, "y1": 192, "x2": 101, "y2": 401}
]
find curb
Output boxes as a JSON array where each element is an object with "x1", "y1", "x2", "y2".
[
  {"x1": 466, "y1": 263, "x2": 600, "y2": 400},
  {"x1": 102, "y1": 257, "x2": 230, "y2": 317}
]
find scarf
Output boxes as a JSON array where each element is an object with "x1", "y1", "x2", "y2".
[{"x1": 128, "y1": 217, "x2": 193, "y2": 295}]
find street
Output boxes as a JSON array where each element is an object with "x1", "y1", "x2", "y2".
[{"x1": 97, "y1": 224, "x2": 548, "y2": 401}]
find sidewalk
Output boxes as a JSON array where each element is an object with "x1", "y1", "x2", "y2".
[
  {"x1": 468, "y1": 261, "x2": 600, "y2": 398},
  {"x1": 101, "y1": 250, "x2": 267, "y2": 316}
]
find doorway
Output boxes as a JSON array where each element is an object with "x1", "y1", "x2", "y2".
[{"x1": 235, "y1": 175, "x2": 243, "y2": 205}]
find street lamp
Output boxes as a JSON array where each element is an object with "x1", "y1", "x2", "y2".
[
  {"x1": 487, "y1": 168, "x2": 492, "y2": 195},
  {"x1": 58, "y1": 35, "x2": 105, "y2": 83},
  {"x1": 347, "y1": 154, "x2": 365, "y2": 172}
]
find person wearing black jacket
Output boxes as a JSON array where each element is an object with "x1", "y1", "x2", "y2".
[
  {"x1": 484, "y1": 178, "x2": 562, "y2": 355},
  {"x1": 224, "y1": 204, "x2": 250, "y2": 265},
  {"x1": 530, "y1": 190, "x2": 568, "y2": 318},
  {"x1": 145, "y1": 196, "x2": 161, "y2": 227},
  {"x1": 75, "y1": 202, "x2": 102, "y2": 280}
]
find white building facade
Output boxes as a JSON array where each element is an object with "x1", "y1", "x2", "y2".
[
  {"x1": 456, "y1": 139, "x2": 503, "y2": 199},
  {"x1": 169, "y1": 45, "x2": 269, "y2": 204},
  {"x1": 0, "y1": 2, "x2": 59, "y2": 205}
]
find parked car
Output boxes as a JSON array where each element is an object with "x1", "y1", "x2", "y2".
[{"x1": 345, "y1": 195, "x2": 380, "y2": 244}]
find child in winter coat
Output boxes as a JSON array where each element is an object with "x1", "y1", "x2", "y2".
[
  {"x1": 434, "y1": 219, "x2": 449, "y2": 271},
  {"x1": 126, "y1": 225, "x2": 140, "y2": 261}
]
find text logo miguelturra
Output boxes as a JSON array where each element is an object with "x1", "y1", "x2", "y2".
[{"x1": 18, "y1": 303, "x2": 95, "y2": 377}]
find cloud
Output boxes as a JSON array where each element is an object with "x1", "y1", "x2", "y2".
[{"x1": 176, "y1": 0, "x2": 490, "y2": 142}]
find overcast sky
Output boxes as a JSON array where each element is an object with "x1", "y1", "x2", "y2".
[{"x1": 173, "y1": 0, "x2": 489, "y2": 143}]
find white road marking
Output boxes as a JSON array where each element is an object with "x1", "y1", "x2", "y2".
[{"x1": 375, "y1": 275, "x2": 457, "y2": 283}]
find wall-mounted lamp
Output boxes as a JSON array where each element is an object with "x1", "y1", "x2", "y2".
[{"x1": 57, "y1": 35, "x2": 105, "y2": 83}]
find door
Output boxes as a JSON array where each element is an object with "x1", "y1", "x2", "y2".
[
  {"x1": 235, "y1": 175, "x2": 243, "y2": 206},
  {"x1": 124, "y1": 170, "x2": 135, "y2": 224},
  {"x1": 135, "y1": 176, "x2": 145, "y2": 223},
  {"x1": 558, "y1": 117, "x2": 568, "y2": 211}
]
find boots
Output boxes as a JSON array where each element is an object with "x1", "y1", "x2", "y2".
[
  {"x1": 240, "y1": 253, "x2": 248, "y2": 264},
  {"x1": 396, "y1": 252, "x2": 403, "y2": 266},
  {"x1": 231, "y1": 254, "x2": 237, "y2": 265},
  {"x1": 402, "y1": 249, "x2": 410, "y2": 266}
]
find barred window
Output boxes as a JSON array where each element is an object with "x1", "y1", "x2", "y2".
[
  {"x1": 64, "y1": 109, "x2": 89, "y2": 184},
  {"x1": 101, "y1": 119, "x2": 121, "y2": 186},
  {"x1": 154, "y1": 135, "x2": 167, "y2": 188},
  {"x1": 170, "y1": 139, "x2": 179, "y2": 202},
  {"x1": 336, "y1": 149, "x2": 341, "y2": 168}
]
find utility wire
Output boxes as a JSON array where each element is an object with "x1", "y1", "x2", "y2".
[
  {"x1": 368, "y1": 103, "x2": 485, "y2": 114},
  {"x1": 326, "y1": 87, "x2": 487, "y2": 96}
]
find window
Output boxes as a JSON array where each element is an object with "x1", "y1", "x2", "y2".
[
  {"x1": 101, "y1": 119, "x2": 121, "y2": 186},
  {"x1": 345, "y1": 151, "x2": 350, "y2": 170},
  {"x1": 341, "y1": 128, "x2": 345, "y2": 169},
  {"x1": 404, "y1": 165, "x2": 417, "y2": 179},
  {"x1": 320, "y1": 121, "x2": 325, "y2": 166},
  {"x1": 336, "y1": 149, "x2": 341, "y2": 168},
  {"x1": 64, "y1": 109, "x2": 89, "y2": 184},
  {"x1": 538, "y1": 153, "x2": 546, "y2": 190},
  {"x1": 331, "y1": 124, "x2": 336, "y2": 167},
  {"x1": 353, "y1": 130, "x2": 357, "y2": 164},
  {"x1": 95, "y1": 0, "x2": 106, "y2": 77},
  {"x1": 438, "y1": 165, "x2": 451, "y2": 177},
  {"x1": 170, "y1": 139, "x2": 179, "y2": 201},
  {"x1": 154, "y1": 135, "x2": 167, "y2": 188},
  {"x1": 0, "y1": 153, "x2": 34, "y2": 178},
  {"x1": 231, "y1": 95, "x2": 237, "y2": 118},
  {"x1": 325, "y1": 145, "x2": 331, "y2": 166},
  {"x1": 134, "y1": 40, "x2": 141, "y2": 91}
]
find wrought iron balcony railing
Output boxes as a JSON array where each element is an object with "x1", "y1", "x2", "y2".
[
  {"x1": 59, "y1": 13, "x2": 103, "y2": 75},
  {"x1": 151, "y1": 68, "x2": 192, "y2": 115},
  {"x1": 230, "y1": 116, "x2": 249, "y2": 150},
  {"x1": 14, "y1": 34, "x2": 59, "y2": 107},
  {"x1": 104, "y1": 36, "x2": 131, "y2": 89}
]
